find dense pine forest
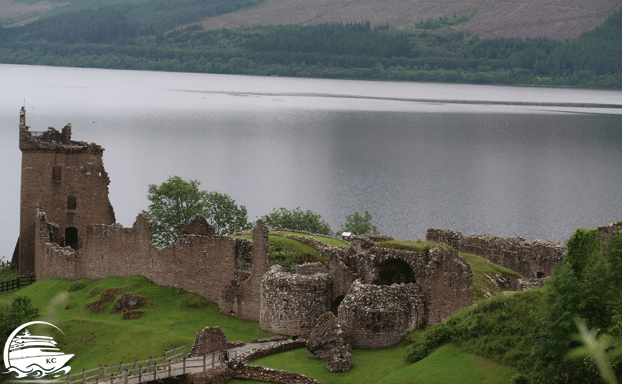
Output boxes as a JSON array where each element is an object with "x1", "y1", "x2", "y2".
[{"x1": 0, "y1": 2, "x2": 621, "y2": 88}]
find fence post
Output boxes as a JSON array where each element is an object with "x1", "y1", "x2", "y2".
[
  {"x1": 97, "y1": 364, "x2": 101, "y2": 383},
  {"x1": 17, "y1": 277, "x2": 20, "y2": 289},
  {"x1": 138, "y1": 365, "x2": 142, "y2": 384},
  {"x1": 118, "y1": 361, "x2": 122, "y2": 375},
  {"x1": 104, "y1": 364, "x2": 108, "y2": 380},
  {"x1": 67, "y1": 371, "x2": 71, "y2": 384},
  {"x1": 183, "y1": 343, "x2": 186, "y2": 358},
  {"x1": 148, "y1": 356, "x2": 152, "y2": 368},
  {"x1": 82, "y1": 368, "x2": 85, "y2": 384},
  {"x1": 203, "y1": 355, "x2": 206, "y2": 371},
  {"x1": 182, "y1": 357, "x2": 186, "y2": 374},
  {"x1": 163, "y1": 350, "x2": 166, "y2": 363},
  {"x1": 153, "y1": 362, "x2": 156, "y2": 381},
  {"x1": 124, "y1": 369, "x2": 128, "y2": 384}
]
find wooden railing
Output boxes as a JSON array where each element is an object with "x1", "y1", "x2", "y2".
[
  {"x1": 0, "y1": 275, "x2": 36, "y2": 293},
  {"x1": 54, "y1": 343, "x2": 237, "y2": 384}
]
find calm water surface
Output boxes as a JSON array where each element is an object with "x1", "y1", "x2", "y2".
[{"x1": 1, "y1": 64, "x2": 622, "y2": 257}]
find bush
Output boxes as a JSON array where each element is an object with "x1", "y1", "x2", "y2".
[{"x1": 262, "y1": 207, "x2": 332, "y2": 235}]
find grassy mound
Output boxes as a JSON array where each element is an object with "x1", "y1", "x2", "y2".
[
  {"x1": 460, "y1": 253, "x2": 522, "y2": 301},
  {"x1": 228, "y1": 337, "x2": 515, "y2": 384},
  {"x1": 0, "y1": 276, "x2": 274, "y2": 374},
  {"x1": 270, "y1": 230, "x2": 350, "y2": 248},
  {"x1": 406, "y1": 288, "x2": 548, "y2": 374},
  {"x1": 378, "y1": 343, "x2": 516, "y2": 384},
  {"x1": 233, "y1": 233, "x2": 326, "y2": 271}
]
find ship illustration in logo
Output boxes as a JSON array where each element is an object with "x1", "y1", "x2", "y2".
[{"x1": 3, "y1": 321, "x2": 73, "y2": 378}]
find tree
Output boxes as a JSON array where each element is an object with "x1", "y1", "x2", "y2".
[
  {"x1": 530, "y1": 228, "x2": 622, "y2": 383},
  {"x1": 262, "y1": 207, "x2": 332, "y2": 235},
  {"x1": 0, "y1": 296, "x2": 40, "y2": 368},
  {"x1": 142, "y1": 176, "x2": 251, "y2": 245},
  {"x1": 204, "y1": 191, "x2": 252, "y2": 235},
  {"x1": 340, "y1": 210, "x2": 378, "y2": 235}
]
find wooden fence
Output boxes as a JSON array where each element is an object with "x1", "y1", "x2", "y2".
[
  {"x1": 54, "y1": 343, "x2": 237, "y2": 384},
  {"x1": 0, "y1": 275, "x2": 36, "y2": 293}
]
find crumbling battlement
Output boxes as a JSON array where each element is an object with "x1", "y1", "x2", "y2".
[
  {"x1": 19, "y1": 107, "x2": 115, "y2": 275},
  {"x1": 260, "y1": 265, "x2": 332, "y2": 337},
  {"x1": 426, "y1": 228, "x2": 566, "y2": 278},
  {"x1": 34, "y1": 207, "x2": 269, "y2": 322},
  {"x1": 338, "y1": 280, "x2": 425, "y2": 349}
]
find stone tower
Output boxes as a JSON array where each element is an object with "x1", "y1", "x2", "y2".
[{"x1": 18, "y1": 107, "x2": 115, "y2": 275}]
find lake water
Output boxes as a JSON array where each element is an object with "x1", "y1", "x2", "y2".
[{"x1": 1, "y1": 64, "x2": 622, "y2": 257}]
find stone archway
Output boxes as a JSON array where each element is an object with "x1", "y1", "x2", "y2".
[{"x1": 373, "y1": 258, "x2": 415, "y2": 286}]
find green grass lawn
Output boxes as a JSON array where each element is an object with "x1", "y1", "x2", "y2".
[
  {"x1": 270, "y1": 230, "x2": 351, "y2": 248},
  {"x1": 378, "y1": 343, "x2": 516, "y2": 384},
  {"x1": 227, "y1": 341, "x2": 515, "y2": 384},
  {"x1": 0, "y1": 276, "x2": 275, "y2": 375},
  {"x1": 233, "y1": 233, "x2": 326, "y2": 270},
  {"x1": 459, "y1": 253, "x2": 522, "y2": 301}
]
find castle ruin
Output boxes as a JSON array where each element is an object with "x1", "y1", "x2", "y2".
[
  {"x1": 18, "y1": 106, "x2": 115, "y2": 275},
  {"x1": 22, "y1": 109, "x2": 612, "y2": 351}
]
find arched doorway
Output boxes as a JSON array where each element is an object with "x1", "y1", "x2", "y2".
[
  {"x1": 373, "y1": 258, "x2": 415, "y2": 285},
  {"x1": 65, "y1": 227, "x2": 78, "y2": 249},
  {"x1": 331, "y1": 295, "x2": 345, "y2": 316}
]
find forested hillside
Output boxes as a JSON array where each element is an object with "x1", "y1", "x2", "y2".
[{"x1": 0, "y1": 4, "x2": 621, "y2": 88}]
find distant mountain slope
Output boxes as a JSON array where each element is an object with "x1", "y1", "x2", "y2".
[
  {"x1": 194, "y1": 0, "x2": 622, "y2": 41},
  {"x1": 0, "y1": 0, "x2": 151, "y2": 27}
]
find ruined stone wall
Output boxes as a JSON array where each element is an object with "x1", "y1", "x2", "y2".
[
  {"x1": 295, "y1": 262, "x2": 328, "y2": 275},
  {"x1": 34, "y1": 210, "x2": 265, "y2": 320},
  {"x1": 420, "y1": 248, "x2": 474, "y2": 325},
  {"x1": 338, "y1": 280, "x2": 425, "y2": 349},
  {"x1": 326, "y1": 247, "x2": 359, "y2": 303},
  {"x1": 19, "y1": 107, "x2": 115, "y2": 274},
  {"x1": 220, "y1": 221, "x2": 271, "y2": 322},
  {"x1": 425, "y1": 228, "x2": 463, "y2": 248},
  {"x1": 426, "y1": 228, "x2": 565, "y2": 278},
  {"x1": 188, "y1": 327, "x2": 228, "y2": 357},
  {"x1": 352, "y1": 247, "x2": 473, "y2": 327},
  {"x1": 260, "y1": 266, "x2": 331, "y2": 337}
]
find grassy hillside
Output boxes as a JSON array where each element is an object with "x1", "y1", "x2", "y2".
[
  {"x1": 229, "y1": 342, "x2": 516, "y2": 384},
  {"x1": 193, "y1": 0, "x2": 621, "y2": 41},
  {"x1": 5, "y1": 0, "x2": 616, "y2": 41},
  {"x1": 0, "y1": 276, "x2": 274, "y2": 375},
  {"x1": 0, "y1": 0, "x2": 266, "y2": 29},
  {"x1": 2, "y1": 4, "x2": 622, "y2": 88}
]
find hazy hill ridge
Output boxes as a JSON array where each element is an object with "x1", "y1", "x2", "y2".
[
  {"x1": 194, "y1": 0, "x2": 622, "y2": 41},
  {"x1": 2, "y1": 0, "x2": 622, "y2": 40}
]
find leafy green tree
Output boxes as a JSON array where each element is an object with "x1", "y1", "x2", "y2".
[
  {"x1": 142, "y1": 176, "x2": 251, "y2": 245},
  {"x1": 142, "y1": 176, "x2": 207, "y2": 245},
  {"x1": 340, "y1": 210, "x2": 379, "y2": 235},
  {"x1": 0, "y1": 296, "x2": 40, "y2": 367},
  {"x1": 262, "y1": 207, "x2": 332, "y2": 235},
  {"x1": 530, "y1": 228, "x2": 622, "y2": 383},
  {"x1": 204, "y1": 191, "x2": 252, "y2": 235}
]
